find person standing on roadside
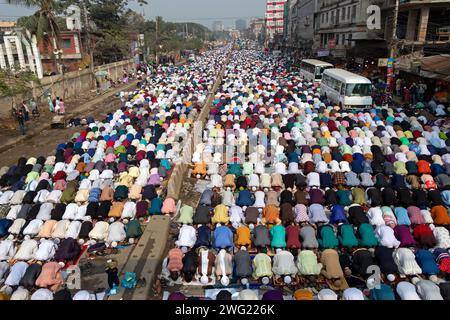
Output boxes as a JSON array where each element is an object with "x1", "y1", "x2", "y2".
[
  {"x1": 47, "y1": 94, "x2": 55, "y2": 113},
  {"x1": 21, "y1": 100, "x2": 30, "y2": 122},
  {"x1": 15, "y1": 107, "x2": 26, "y2": 135},
  {"x1": 396, "y1": 78, "x2": 402, "y2": 96},
  {"x1": 410, "y1": 82, "x2": 418, "y2": 105},
  {"x1": 58, "y1": 99, "x2": 65, "y2": 114},
  {"x1": 418, "y1": 82, "x2": 427, "y2": 102},
  {"x1": 30, "y1": 98, "x2": 39, "y2": 118}
]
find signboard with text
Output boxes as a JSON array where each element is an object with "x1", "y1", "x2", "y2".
[
  {"x1": 317, "y1": 50, "x2": 330, "y2": 57},
  {"x1": 378, "y1": 58, "x2": 388, "y2": 67}
]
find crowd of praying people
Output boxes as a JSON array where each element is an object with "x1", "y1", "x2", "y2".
[
  {"x1": 162, "y1": 48, "x2": 450, "y2": 300},
  {"x1": 0, "y1": 48, "x2": 228, "y2": 300}
]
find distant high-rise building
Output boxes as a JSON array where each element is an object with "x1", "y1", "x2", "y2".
[
  {"x1": 265, "y1": 0, "x2": 287, "y2": 40},
  {"x1": 235, "y1": 19, "x2": 247, "y2": 31},
  {"x1": 250, "y1": 18, "x2": 265, "y2": 40},
  {"x1": 212, "y1": 21, "x2": 224, "y2": 32}
]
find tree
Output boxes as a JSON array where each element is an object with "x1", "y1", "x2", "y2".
[
  {"x1": 0, "y1": 67, "x2": 39, "y2": 113},
  {"x1": 8, "y1": 0, "x2": 62, "y2": 73},
  {"x1": 59, "y1": 0, "x2": 149, "y2": 64}
]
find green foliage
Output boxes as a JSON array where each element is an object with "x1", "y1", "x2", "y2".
[
  {"x1": 8, "y1": 0, "x2": 61, "y2": 45},
  {"x1": 12, "y1": 0, "x2": 210, "y2": 64},
  {"x1": 0, "y1": 67, "x2": 39, "y2": 98}
]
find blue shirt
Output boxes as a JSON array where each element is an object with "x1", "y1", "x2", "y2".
[
  {"x1": 214, "y1": 226, "x2": 233, "y2": 249},
  {"x1": 415, "y1": 249, "x2": 440, "y2": 275},
  {"x1": 330, "y1": 205, "x2": 348, "y2": 225},
  {"x1": 394, "y1": 207, "x2": 411, "y2": 226},
  {"x1": 196, "y1": 226, "x2": 211, "y2": 248},
  {"x1": 0, "y1": 219, "x2": 13, "y2": 237},
  {"x1": 236, "y1": 190, "x2": 254, "y2": 207}
]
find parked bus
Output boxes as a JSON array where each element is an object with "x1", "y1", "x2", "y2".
[
  {"x1": 321, "y1": 68, "x2": 373, "y2": 108},
  {"x1": 300, "y1": 59, "x2": 334, "y2": 83}
]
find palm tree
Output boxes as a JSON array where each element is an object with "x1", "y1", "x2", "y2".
[{"x1": 8, "y1": 0, "x2": 62, "y2": 74}]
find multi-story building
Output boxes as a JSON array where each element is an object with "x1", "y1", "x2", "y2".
[
  {"x1": 0, "y1": 29, "x2": 44, "y2": 78},
  {"x1": 250, "y1": 18, "x2": 266, "y2": 41},
  {"x1": 38, "y1": 31, "x2": 84, "y2": 75},
  {"x1": 313, "y1": 0, "x2": 387, "y2": 60},
  {"x1": 265, "y1": 0, "x2": 288, "y2": 41},
  {"x1": 381, "y1": 0, "x2": 450, "y2": 56},
  {"x1": 288, "y1": 0, "x2": 319, "y2": 56},
  {"x1": 212, "y1": 21, "x2": 225, "y2": 32}
]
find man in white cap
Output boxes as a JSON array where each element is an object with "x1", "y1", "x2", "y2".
[
  {"x1": 272, "y1": 249, "x2": 297, "y2": 284},
  {"x1": 198, "y1": 247, "x2": 215, "y2": 285},
  {"x1": 30, "y1": 288, "x2": 53, "y2": 300},
  {"x1": 175, "y1": 224, "x2": 197, "y2": 249},
  {"x1": 317, "y1": 288, "x2": 338, "y2": 300},
  {"x1": 342, "y1": 287, "x2": 365, "y2": 300},
  {"x1": 412, "y1": 277, "x2": 444, "y2": 300},
  {"x1": 215, "y1": 249, "x2": 232, "y2": 286},
  {"x1": 396, "y1": 281, "x2": 421, "y2": 300},
  {"x1": 10, "y1": 286, "x2": 29, "y2": 300},
  {"x1": 237, "y1": 289, "x2": 258, "y2": 300}
]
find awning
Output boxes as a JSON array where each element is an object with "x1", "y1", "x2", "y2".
[{"x1": 420, "y1": 55, "x2": 450, "y2": 82}]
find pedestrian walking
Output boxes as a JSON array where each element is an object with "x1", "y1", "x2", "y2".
[
  {"x1": 47, "y1": 94, "x2": 55, "y2": 113},
  {"x1": 15, "y1": 107, "x2": 26, "y2": 135}
]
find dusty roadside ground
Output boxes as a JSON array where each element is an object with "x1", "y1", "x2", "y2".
[{"x1": 0, "y1": 83, "x2": 136, "y2": 168}]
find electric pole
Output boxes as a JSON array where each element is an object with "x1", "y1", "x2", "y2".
[
  {"x1": 82, "y1": 0, "x2": 95, "y2": 86},
  {"x1": 389, "y1": 0, "x2": 399, "y2": 58},
  {"x1": 387, "y1": 0, "x2": 400, "y2": 93},
  {"x1": 155, "y1": 17, "x2": 159, "y2": 63}
]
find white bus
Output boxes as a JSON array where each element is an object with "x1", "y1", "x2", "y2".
[
  {"x1": 300, "y1": 59, "x2": 334, "y2": 83},
  {"x1": 321, "y1": 68, "x2": 373, "y2": 108}
]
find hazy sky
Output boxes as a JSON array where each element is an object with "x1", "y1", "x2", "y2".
[{"x1": 0, "y1": 0, "x2": 267, "y2": 28}]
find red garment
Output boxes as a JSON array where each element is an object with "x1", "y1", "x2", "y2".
[
  {"x1": 52, "y1": 171, "x2": 67, "y2": 183},
  {"x1": 343, "y1": 153, "x2": 353, "y2": 163},
  {"x1": 328, "y1": 120, "x2": 338, "y2": 132},
  {"x1": 286, "y1": 225, "x2": 301, "y2": 249},
  {"x1": 412, "y1": 130, "x2": 422, "y2": 139},
  {"x1": 412, "y1": 224, "x2": 436, "y2": 248},
  {"x1": 417, "y1": 160, "x2": 432, "y2": 174},
  {"x1": 121, "y1": 140, "x2": 131, "y2": 148},
  {"x1": 303, "y1": 161, "x2": 315, "y2": 175},
  {"x1": 439, "y1": 258, "x2": 450, "y2": 273},
  {"x1": 136, "y1": 150, "x2": 147, "y2": 162},
  {"x1": 63, "y1": 148, "x2": 73, "y2": 160}
]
